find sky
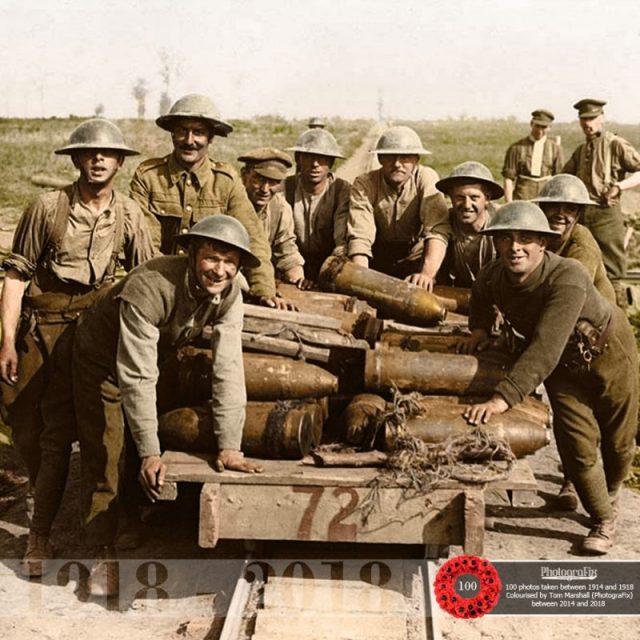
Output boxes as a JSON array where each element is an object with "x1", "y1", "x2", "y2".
[{"x1": 1, "y1": 0, "x2": 640, "y2": 123}]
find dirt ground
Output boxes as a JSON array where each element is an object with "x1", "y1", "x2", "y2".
[{"x1": 0, "y1": 126, "x2": 638, "y2": 639}]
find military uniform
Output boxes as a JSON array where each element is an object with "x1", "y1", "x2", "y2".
[
  {"x1": 284, "y1": 173, "x2": 350, "y2": 279},
  {"x1": 72, "y1": 255, "x2": 245, "y2": 546},
  {"x1": 256, "y1": 193, "x2": 304, "y2": 275},
  {"x1": 555, "y1": 223, "x2": 616, "y2": 304},
  {"x1": 502, "y1": 136, "x2": 564, "y2": 200},
  {"x1": 470, "y1": 252, "x2": 638, "y2": 524},
  {"x1": 346, "y1": 165, "x2": 450, "y2": 277},
  {"x1": 129, "y1": 154, "x2": 276, "y2": 298},
  {"x1": 438, "y1": 203, "x2": 498, "y2": 288},
  {"x1": 563, "y1": 132, "x2": 640, "y2": 280},
  {"x1": 1, "y1": 183, "x2": 154, "y2": 536}
]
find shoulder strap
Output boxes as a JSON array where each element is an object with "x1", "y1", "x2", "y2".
[
  {"x1": 284, "y1": 176, "x2": 297, "y2": 208},
  {"x1": 103, "y1": 194, "x2": 127, "y2": 282},
  {"x1": 45, "y1": 185, "x2": 74, "y2": 258}
]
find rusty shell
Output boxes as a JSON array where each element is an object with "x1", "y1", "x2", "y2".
[
  {"x1": 176, "y1": 348, "x2": 338, "y2": 401},
  {"x1": 364, "y1": 348, "x2": 508, "y2": 396},
  {"x1": 386, "y1": 404, "x2": 550, "y2": 458},
  {"x1": 158, "y1": 400, "x2": 325, "y2": 459},
  {"x1": 432, "y1": 285, "x2": 471, "y2": 315},
  {"x1": 318, "y1": 257, "x2": 446, "y2": 327},
  {"x1": 276, "y1": 283, "x2": 377, "y2": 318},
  {"x1": 379, "y1": 331, "x2": 467, "y2": 353}
]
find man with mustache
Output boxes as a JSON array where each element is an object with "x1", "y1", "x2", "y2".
[
  {"x1": 0, "y1": 119, "x2": 154, "y2": 577},
  {"x1": 73, "y1": 215, "x2": 263, "y2": 596},
  {"x1": 435, "y1": 161, "x2": 504, "y2": 287},
  {"x1": 563, "y1": 99, "x2": 640, "y2": 303},
  {"x1": 502, "y1": 109, "x2": 564, "y2": 202},
  {"x1": 463, "y1": 202, "x2": 638, "y2": 556},
  {"x1": 130, "y1": 94, "x2": 290, "y2": 309},
  {"x1": 346, "y1": 126, "x2": 450, "y2": 290},
  {"x1": 239, "y1": 147, "x2": 308, "y2": 288}
]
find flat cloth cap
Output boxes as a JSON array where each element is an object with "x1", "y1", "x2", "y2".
[
  {"x1": 531, "y1": 109, "x2": 554, "y2": 126},
  {"x1": 238, "y1": 147, "x2": 293, "y2": 181},
  {"x1": 573, "y1": 99, "x2": 606, "y2": 118}
]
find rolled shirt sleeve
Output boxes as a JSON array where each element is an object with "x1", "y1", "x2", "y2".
[
  {"x1": 116, "y1": 301, "x2": 162, "y2": 458},
  {"x1": 347, "y1": 175, "x2": 377, "y2": 258},
  {"x1": 209, "y1": 293, "x2": 246, "y2": 451}
]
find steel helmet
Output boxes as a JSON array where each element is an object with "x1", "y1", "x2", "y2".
[
  {"x1": 307, "y1": 116, "x2": 327, "y2": 129},
  {"x1": 533, "y1": 174, "x2": 592, "y2": 206},
  {"x1": 54, "y1": 119, "x2": 138, "y2": 156},
  {"x1": 156, "y1": 94, "x2": 233, "y2": 137},
  {"x1": 373, "y1": 126, "x2": 431, "y2": 155},
  {"x1": 436, "y1": 161, "x2": 504, "y2": 200},
  {"x1": 287, "y1": 129, "x2": 344, "y2": 158},
  {"x1": 481, "y1": 201, "x2": 560, "y2": 236},
  {"x1": 176, "y1": 215, "x2": 261, "y2": 268}
]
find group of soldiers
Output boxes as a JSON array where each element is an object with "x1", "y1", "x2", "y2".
[{"x1": 0, "y1": 93, "x2": 638, "y2": 595}]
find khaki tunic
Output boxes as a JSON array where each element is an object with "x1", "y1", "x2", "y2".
[
  {"x1": 130, "y1": 153, "x2": 276, "y2": 298},
  {"x1": 347, "y1": 165, "x2": 450, "y2": 274},
  {"x1": 256, "y1": 193, "x2": 304, "y2": 274},
  {"x1": 73, "y1": 256, "x2": 245, "y2": 545},
  {"x1": 563, "y1": 131, "x2": 640, "y2": 280},
  {"x1": 502, "y1": 136, "x2": 564, "y2": 200},
  {"x1": 470, "y1": 252, "x2": 638, "y2": 522},
  {"x1": 284, "y1": 174, "x2": 350, "y2": 279}
]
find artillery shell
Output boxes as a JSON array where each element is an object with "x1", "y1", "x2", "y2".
[{"x1": 318, "y1": 257, "x2": 446, "y2": 327}]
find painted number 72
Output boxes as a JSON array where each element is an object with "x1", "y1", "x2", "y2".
[{"x1": 293, "y1": 486, "x2": 359, "y2": 541}]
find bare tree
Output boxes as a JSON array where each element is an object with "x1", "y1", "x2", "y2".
[
  {"x1": 132, "y1": 78, "x2": 148, "y2": 119},
  {"x1": 94, "y1": 103, "x2": 105, "y2": 117},
  {"x1": 158, "y1": 49, "x2": 182, "y2": 115}
]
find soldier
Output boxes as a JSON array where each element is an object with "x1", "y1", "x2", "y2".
[
  {"x1": 238, "y1": 148, "x2": 308, "y2": 288},
  {"x1": 129, "y1": 93, "x2": 289, "y2": 309},
  {"x1": 284, "y1": 129, "x2": 351, "y2": 281},
  {"x1": 435, "y1": 161, "x2": 504, "y2": 287},
  {"x1": 563, "y1": 99, "x2": 640, "y2": 297},
  {"x1": 502, "y1": 109, "x2": 564, "y2": 202},
  {"x1": 346, "y1": 126, "x2": 450, "y2": 290},
  {"x1": 73, "y1": 216, "x2": 263, "y2": 596},
  {"x1": 0, "y1": 119, "x2": 154, "y2": 576},
  {"x1": 307, "y1": 116, "x2": 326, "y2": 130},
  {"x1": 533, "y1": 173, "x2": 617, "y2": 511},
  {"x1": 463, "y1": 202, "x2": 638, "y2": 555}
]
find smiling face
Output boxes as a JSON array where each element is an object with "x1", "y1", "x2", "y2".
[
  {"x1": 493, "y1": 230, "x2": 547, "y2": 283},
  {"x1": 192, "y1": 240, "x2": 241, "y2": 296},
  {"x1": 379, "y1": 153, "x2": 419, "y2": 189},
  {"x1": 242, "y1": 167, "x2": 281, "y2": 210},
  {"x1": 72, "y1": 149, "x2": 123, "y2": 186},
  {"x1": 540, "y1": 202, "x2": 580, "y2": 249},
  {"x1": 171, "y1": 117, "x2": 213, "y2": 169},
  {"x1": 450, "y1": 182, "x2": 491, "y2": 230}
]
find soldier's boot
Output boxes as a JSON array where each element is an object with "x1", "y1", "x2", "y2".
[
  {"x1": 88, "y1": 546, "x2": 119, "y2": 597},
  {"x1": 21, "y1": 532, "x2": 53, "y2": 578},
  {"x1": 556, "y1": 480, "x2": 579, "y2": 511},
  {"x1": 581, "y1": 518, "x2": 616, "y2": 555}
]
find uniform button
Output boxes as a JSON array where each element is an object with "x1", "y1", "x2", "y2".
[
  {"x1": 186, "y1": 205, "x2": 193, "y2": 212},
  {"x1": 160, "y1": 209, "x2": 165, "y2": 214},
  {"x1": 177, "y1": 248, "x2": 186, "y2": 255},
  {"x1": 181, "y1": 228, "x2": 189, "y2": 234},
  {"x1": 186, "y1": 179, "x2": 192, "y2": 186}
]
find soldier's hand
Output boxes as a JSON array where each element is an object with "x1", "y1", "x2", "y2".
[
  {"x1": 259, "y1": 295, "x2": 299, "y2": 311},
  {"x1": 0, "y1": 342, "x2": 19, "y2": 385},
  {"x1": 215, "y1": 449, "x2": 264, "y2": 474},
  {"x1": 456, "y1": 329, "x2": 490, "y2": 354},
  {"x1": 602, "y1": 184, "x2": 621, "y2": 207},
  {"x1": 463, "y1": 395, "x2": 509, "y2": 425},
  {"x1": 405, "y1": 271, "x2": 435, "y2": 292},
  {"x1": 139, "y1": 455, "x2": 167, "y2": 503}
]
